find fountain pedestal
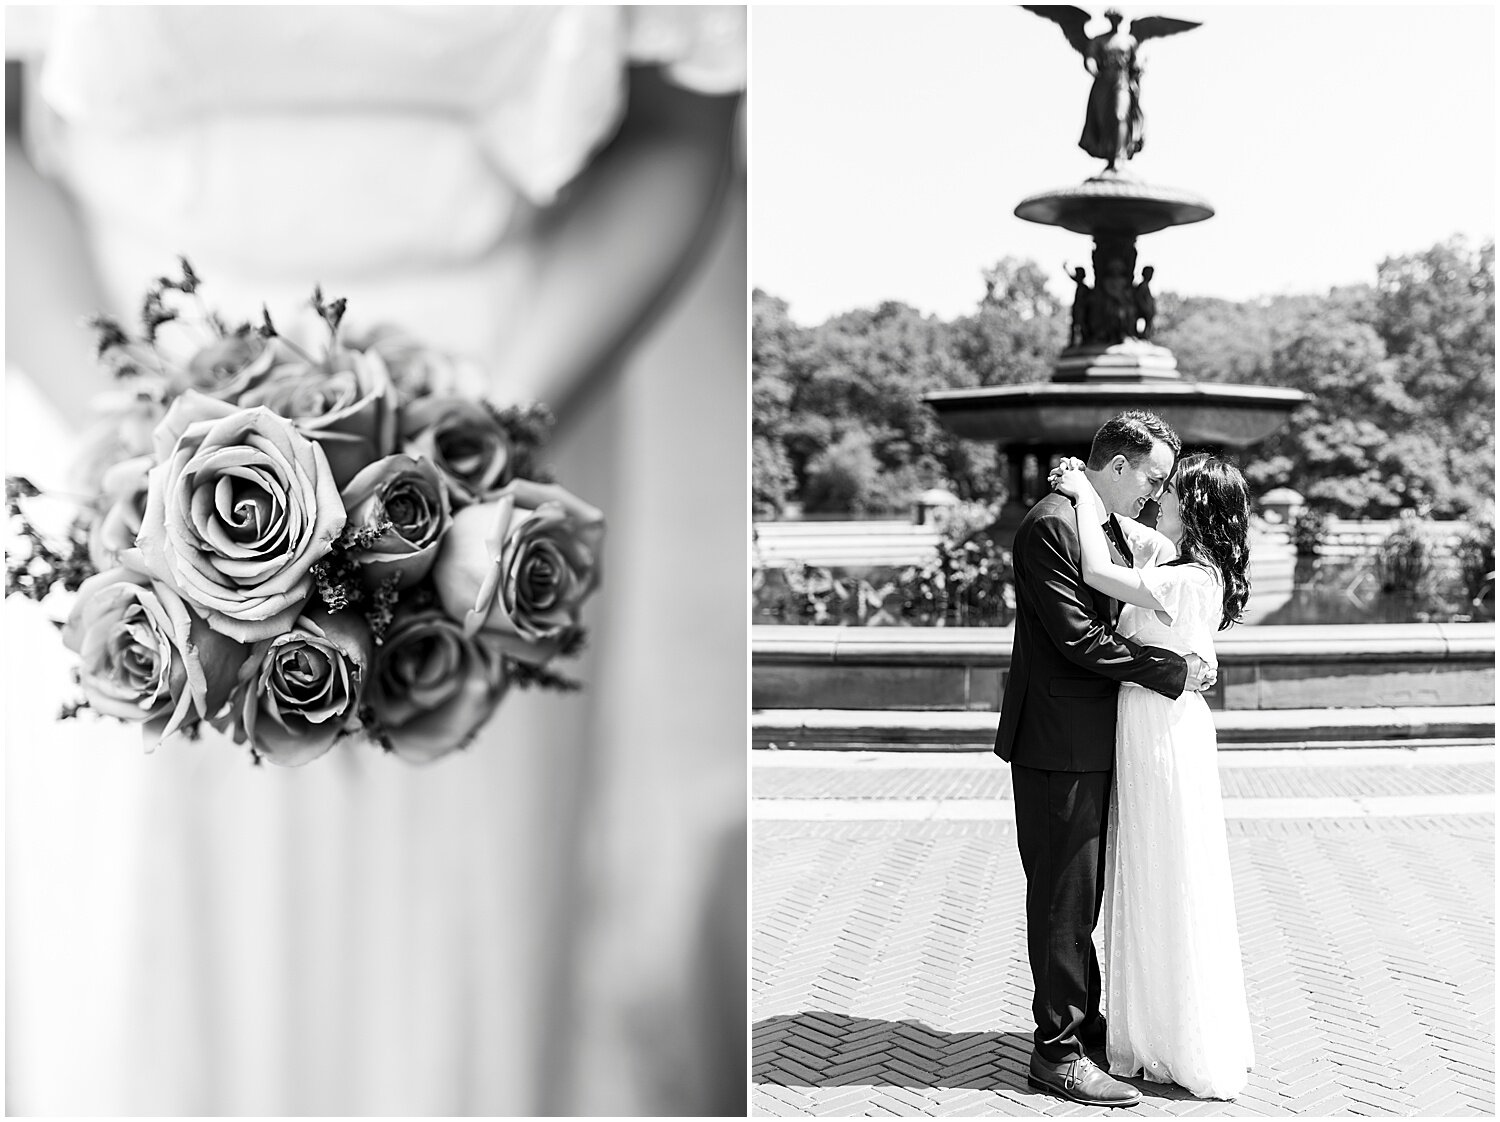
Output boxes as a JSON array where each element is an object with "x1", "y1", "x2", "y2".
[{"x1": 1054, "y1": 339, "x2": 1180, "y2": 381}]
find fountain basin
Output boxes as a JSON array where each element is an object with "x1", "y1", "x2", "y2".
[
  {"x1": 926, "y1": 380, "x2": 1308, "y2": 450},
  {"x1": 1015, "y1": 174, "x2": 1214, "y2": 236},
  {"x1": 752, "y1": 622, "x2": 1496, "y2": 715}
]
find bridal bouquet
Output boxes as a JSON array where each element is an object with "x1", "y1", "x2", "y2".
[{"x1": 6, "y1": 260, "x2": 603, "y2": 765}]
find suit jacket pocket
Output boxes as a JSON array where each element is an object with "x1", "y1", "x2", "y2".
[{"x1": 1049, "y1": 677, "x2": 1114, "y2": 699}]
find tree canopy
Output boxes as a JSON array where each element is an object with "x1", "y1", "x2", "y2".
[{"x1": 754, "y1": 238, "x2": 1494, "y2": 520}]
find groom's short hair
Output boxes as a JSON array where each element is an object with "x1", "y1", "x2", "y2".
[{"x1": 1086, "y1": 410, "x2": 1181, "y2": 470}]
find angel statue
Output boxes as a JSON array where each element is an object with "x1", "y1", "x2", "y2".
[{"x1": 1023, "y1": 6, "x2": 1200, "y2": 171}]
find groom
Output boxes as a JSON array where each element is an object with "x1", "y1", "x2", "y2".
[{"x1": 995, "y1": 410, "x2": 1214, "y2": 1107}]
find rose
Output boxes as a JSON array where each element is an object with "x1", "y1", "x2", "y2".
[
  {"x1": 225, "y1": 606, "x2": 374, "y2": 766},
  {"x1": 366, "y1": 607, "x2": 508, "y2": 764},
  {"x1": 400, "y1": 397, "x2": 513, "y2": 506},
  {"x1": 338, "y1": 454, "x2": 452, "y2": 590},
  {"x1": 88, "y1": 454, "x2": 155, "y2": 572},
  {"x1": 61, "y1": 557, "x2": 245, "y2": 746},
  {"x1": 432, "y1": 480, "x2": 604, "y2": 665},
  {"x1": 347, "y1": 325, "x2": 485, "y2": 402},
  {"x1": 136, "y1": 391, "x2": 346, "y2": 643},
  {"x1": 73, "y1": 382, "x2": 170, "y2": 492},
  {"x1": 220, "y1": 340, "x2": 398, "y2": 488},
  {"x1": 92, "y1": 382, "x2": 170, "y2": 459},
  {"x1": 186, "y1": 331, "x2": 268, "y2": 394}
]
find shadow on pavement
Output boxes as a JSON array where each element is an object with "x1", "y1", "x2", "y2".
[{"x1": 753, "y1": 1011, "x2": 1207, "y2": 1106}]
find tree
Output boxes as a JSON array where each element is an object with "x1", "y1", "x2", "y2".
[
  {"x1": 1373, "y1": 238, "x2": 1495, "y2": 516},
  {"x1": 951, "y1": 258, "x2": 1066, "y2": 388},
  {"x1": 751, "y1": 434, "x2": 795, "y2": 515},
  {"x1": 762, "y1": 298, "x2": 1000, "y2": 510},
  {"x1": 751, "y1": 290, "x2": 810, "y2": 512},
  {"x1": 752, "y1": 239, "x2": 1494, "y2": 521},
  {"x1": 802, "y1": 430, "x2": 883, "y2": 513},
  {"x1": 1245, "y1": 240, "x2": 1495, "y2": 517}
]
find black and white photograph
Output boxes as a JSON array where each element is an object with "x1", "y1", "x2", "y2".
[
  {"x1": 5, "y1": 5, "x2": 746, "y2": 1116},
  {"x1": 6, "y1": 3, "x2": 1499, "y2": 1119},
  {"x1": 751, "y1": 5, "x2": 1495, "y2": 1117}
]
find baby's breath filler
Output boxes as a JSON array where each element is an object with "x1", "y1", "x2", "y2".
[
  {"x1": 85, "y1": 313, "x2": 131, "y2": 359},
  {"x1": 506, "y1": 658, "x2": 582, "y2": 693},
  {"x1": 5, "y1": 478, "x2": 94, "y2": 602},
  {"x1": 366, "y1": 575, "x2": 403, "y2": 644},
  {"x1": 484, "y1": 401, "x2": 556, "y2": 482}
]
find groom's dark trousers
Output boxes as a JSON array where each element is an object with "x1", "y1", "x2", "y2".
[{"x1": 995, "y1": 494, "x2": 1187, "y2": 1064}]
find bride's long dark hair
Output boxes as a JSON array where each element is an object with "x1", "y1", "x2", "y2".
[{"x1": 1173, "y1": 453, "x2": 1251, "y2": 630}]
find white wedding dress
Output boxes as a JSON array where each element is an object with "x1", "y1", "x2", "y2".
[
  {"x1": 5, "y1": 7, "x2": 746, "y2": 1116},
  {"x1": 1102, "y1": 538, "x2": 1256, "y2": 1100}
]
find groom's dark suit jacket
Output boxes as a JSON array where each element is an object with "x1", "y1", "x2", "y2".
[{"x1": 995, "y1": 492, "x2": 1187, "y2": 771}]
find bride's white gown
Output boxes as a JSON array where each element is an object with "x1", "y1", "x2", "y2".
[
  {"x1": 5, "y1": 7, "x2": 746, "y2": 1116},
  {"x1": 1103, "y1": 546, "x2": 1256, "y2": 1100}
]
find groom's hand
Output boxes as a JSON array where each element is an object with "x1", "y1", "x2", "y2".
[{"x1": 1185, "y1": 653, "x2": 1217, "y2": 693}]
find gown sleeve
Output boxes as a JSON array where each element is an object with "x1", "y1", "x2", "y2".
[
  {"x1": 4, "y1": 6, "x2": 55, "y2": 58},
  {"x1": 478, "y1": 6, "x2": 744, "y2": 206},
  {"x1": 626, "y1": 6, "x2": 747, "y2": 95},
  {"x1": 1119, "y1": 518, "x2": 1177, "y2": 569},
  {"x1": 20, "y1": 7, "x2": 745, "y2": 226},
  {"x1": 1139, "y1": 563, "x2": 1223, "y2": 666}
]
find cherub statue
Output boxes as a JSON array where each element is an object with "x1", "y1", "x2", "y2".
[
  {"x1": 1022, "y1": 6, "x2": 1200, "y2": 171},
  {"x1": 1133, "y1": 265, "x2": 1157, "y2": 339},
  {"x1": 1065, "y1": 265, "x2": 1092, "y2": 347}
]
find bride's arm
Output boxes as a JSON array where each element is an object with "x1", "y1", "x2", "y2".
[
  {"x1": 1051, "y1": 466, "x2": 1167, "y2": 611},
  {"x1": 488, "y1": 67, "x2": 739, "y2": 422},
  {"x1": 1115, "y1": 513, "x2": 1177, "y2": 567},
  {"x1": 5, "y1": 62, "x2": 111, "y2": 429}
]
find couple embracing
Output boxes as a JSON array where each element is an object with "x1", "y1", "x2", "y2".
[{"x1": 997, "y1": 410, "x2": 1255, "y2": 1106}]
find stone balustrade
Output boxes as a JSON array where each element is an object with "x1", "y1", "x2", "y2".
[
  {"x1": 751, "y1": 517, "x2": 1485, "y2": 571},
  {"x1": 753, "y1": 521, "x2": 941, "y2": 569}
]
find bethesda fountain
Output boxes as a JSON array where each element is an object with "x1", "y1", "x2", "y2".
[{"x1": 925, "y1": 6, "x2": 1308, "y2": 537}]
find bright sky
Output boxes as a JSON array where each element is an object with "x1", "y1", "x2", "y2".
[{"x1": 749, "y1": 4, "x2": 1497, "y2": 325}]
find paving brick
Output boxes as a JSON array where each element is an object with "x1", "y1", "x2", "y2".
[
  {"x1": 753, "y1": 758, "x2": 1495, "y2": 803},
  {"x1": 929, "y1": 1089, "x2": 1011, "y2": 1116},
  {"x1": 754, "y1": 802, "x2": 1494, "y2": 1117}
]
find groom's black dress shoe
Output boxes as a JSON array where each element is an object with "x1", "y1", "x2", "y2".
[{"x1": 1028, "y1": 1052, "x2": 1140, "y2": 1107}]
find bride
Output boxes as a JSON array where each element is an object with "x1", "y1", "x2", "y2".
[
  {"x1": 1052, "y1": 452, "x2": 1256, "y2": 1100},
  {"x1": 5, "y1": 6, "x2": 746, "y2": 1116}
]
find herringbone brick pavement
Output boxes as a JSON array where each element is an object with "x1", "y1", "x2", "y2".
[
  {"x1": 753, "y1": 761, "x2": 1494, "y2": 803},
  {"x1": 753, "y1": 814, "x2": 1494, "y2": 1116}
]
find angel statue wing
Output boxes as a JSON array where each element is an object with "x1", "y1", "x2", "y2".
[
  {"x1": 1021, "y1": 5, "x2": 1093, "y2": 56},
  {"x1": 1128, "y1": 15, "x2": 1202, "y2": 42}
]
